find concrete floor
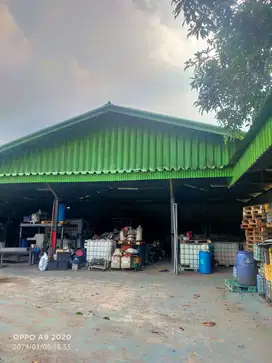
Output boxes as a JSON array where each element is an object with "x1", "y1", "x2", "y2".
[{"x1": 0, "y1": 263, "x2": 271, "y2": 363}]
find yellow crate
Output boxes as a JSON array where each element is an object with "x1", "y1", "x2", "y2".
[
  {"x1": 264, "y1": 264, "x2": 272, "y2": 281},
  {"x1": 269, "y1": 248, "x2": 272, "y2": 261}
]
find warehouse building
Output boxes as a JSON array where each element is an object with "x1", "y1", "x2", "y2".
[{"x1": 0, "y1": 96, "x2": 271, "y2": 271}]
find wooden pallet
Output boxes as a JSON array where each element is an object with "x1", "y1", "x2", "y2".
[
  {"x1": 180, "y1": 264, "x2": 198, "y2": 272},
  {"x1": 242, "y1": 212, "x2": 253, "y2": 219},
  {"x1": 242, "y1": 223, "x2": 258, "y2": 229},
  {"x1": 245, "y1": 234, "x2": 272, "y2": 242},
  {"x1": 241, "y1": 204, "x2": 272, "y2": 251},
  {"x1": 241, "y1": 224, "x2": 249, "y2": 229},
  {"x1": 251, "y1": 204, "x2": 266, "y2": 210},
  {"x1": 215, "y1": 263, "x2": 234, "y2": 267},
  {"x1": 245, "y1": 242, "x2": 253, "y2": 251},
  {"x1": 243, "y1": 204, "x2": 265, "y2": 212},
  {"x1": 252, "y1": 214, "x2": 266, "y2": 219},
  {"x1": 225, "y1": 279, "x2": 257, "y2": 293}
]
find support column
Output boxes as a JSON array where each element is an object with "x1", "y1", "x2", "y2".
[
  {"x1": 170, "y1": 179, "x2": 179, "y2": 274},
  {"x1": 46, "y1": 184, "x2": 58, "y2": 254},
  {"x1": 51, "y1": 197, "x2": 59, "y2": 253},
  {"x1": 169, "y1": 180, "x2": 175, "y2": 264}
]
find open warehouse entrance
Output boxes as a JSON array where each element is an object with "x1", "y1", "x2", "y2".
[
  {"x1": 0, "y1": 177, "x2": 247, "y2": 268},
  {"x1": 0, "y1": 99, "x2": 272, "y2": 271}
]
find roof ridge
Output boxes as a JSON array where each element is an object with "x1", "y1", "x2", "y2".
[
  {"x1": 0, "y1": 102, "x2": 232, "y2": 154},
  {"x1": 110, "y1": 103, "x2": 225, "y2": 133}
]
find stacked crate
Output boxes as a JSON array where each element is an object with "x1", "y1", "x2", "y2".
[
  {"x1": 241, "y1": 203, "x2": 272, "y2": 300},
  {"x1": 241, "y1": 204, "x2": 272, "y2": 251},
  {"x1": 264, "y1": 247, "x2": 272, "y2": 300}
]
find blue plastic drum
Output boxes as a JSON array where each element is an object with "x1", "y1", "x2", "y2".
[
  {"x1": 199, "y1": 251, "x2": 212, "y2": 274},
  {"x1": 58, "y1": 204, "x2": 66, "y2": 222},
  {"x1": 236, "y1": 251, "x2": 257, "y2": 286}
]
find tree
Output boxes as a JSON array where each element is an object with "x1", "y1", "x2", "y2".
[{"x1": 172, "y1": 0, "x2": 272, "y2": 132}]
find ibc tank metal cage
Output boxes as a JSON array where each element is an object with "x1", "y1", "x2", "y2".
[
  {"x1": 179, "y1": 240, "x2": 210, "y2": 271},
  {"x1": 85, "y1": 239, "x2": 116, "y2": 271},
  {"x1": 212, "y1": 241, "x2": 239, "y2": 267}
]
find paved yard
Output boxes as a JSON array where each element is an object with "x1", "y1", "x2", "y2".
[{"x1": 0, "y1": 264, "x2": 271, "y2": 363}]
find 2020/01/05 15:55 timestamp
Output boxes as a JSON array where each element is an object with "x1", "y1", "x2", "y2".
[{"x1": 13, "y1": 343, "x2": 71, "y2": 351}]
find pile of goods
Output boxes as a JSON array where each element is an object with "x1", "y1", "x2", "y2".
[
  {"x1": 111, "y1": 225, "x2": 143, "y2": 270},
  {"x1": 83, "y1": 226, "x2": 144, "y2": 271},
  {"x1": 38, "y1": 248, "x2": 86, "y2": 272},
  {"x1": 119, "y1": 225, "x2": 142, "y2": 244},
  {"x1": 23, "y1": 210, "x2": 49, "y2": 224},
  {"x1": 241, "y1": 204, "x2": 272, "y2": 251},
  {"x1": 146, "y1": 241, "x2": 165, "y2": 264},
  {"x1": 111, "y1": 247, "x2": 141, "y2": 270}
]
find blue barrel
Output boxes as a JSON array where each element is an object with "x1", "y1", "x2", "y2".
[
  {"x1": 199, "y1": 251, "x2": 212, "y2": 274},
  {"x1": 20, "y1": 239, "x2": 28, "y2": 248},
  {"x1": 236, "y1": 251, "x2": 257, "y2": 286},
  {"x1": 58, "y1": 204, "x2": 66, "y2": 222}
]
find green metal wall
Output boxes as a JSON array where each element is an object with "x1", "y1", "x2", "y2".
[{"x1": 0, "y1": 124, "x2": 235, "y2": 179}]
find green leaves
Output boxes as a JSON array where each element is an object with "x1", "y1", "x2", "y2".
[{"x1": 172, "y1": 0, "x2": 272, "y2": 131}]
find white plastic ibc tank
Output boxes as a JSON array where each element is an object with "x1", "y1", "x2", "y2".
[
  {"x1": 180, "y1": 243, "x2": 209, "y2": 270},
  {"x1": 213, "y1": 242, "x2": 239, "y2": 266}
]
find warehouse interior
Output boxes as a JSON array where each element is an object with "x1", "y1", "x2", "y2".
[{"x1": 0, "y1": 178, "x2": 248, "y2": 250}]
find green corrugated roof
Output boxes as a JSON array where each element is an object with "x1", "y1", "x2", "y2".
[
  {"x1": 230, "y1": 93, "x2": 272, "y2": 164},
  {"x1": 0, "y1": 122, "x2": 235, "y2": 178},
  {"x1": 229, "y1": 116, "x2": 272, "y2": 187},
  {"x1": 0, "y1": 102, "x2": 231, "y2": 155}
]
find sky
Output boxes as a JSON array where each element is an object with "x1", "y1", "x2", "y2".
[{"x1": 0, "y1": 0, "x2": 213, "y2": 145}]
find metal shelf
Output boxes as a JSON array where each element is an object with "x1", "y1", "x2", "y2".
[
  {"x1": 19, "y1": 223, "x2": 79, "y2": 248},
  {"x1": 20, "y1": 223, "x2": 62, "y2": 228}
]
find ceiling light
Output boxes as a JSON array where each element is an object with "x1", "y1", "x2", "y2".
[
  {"x1": 184, "y1": 184, "x2": 197, "y2": 189},
  {"x1": 117, "y1": 187, "x2": 139, "y2": 191},
  {"x1": 249, "y1": 192, "x2": 263, "y2": 197},
  {"x1": 210, "y1": 185, "x2": 228, "y2": 188},
  {"x1": 136, "y1": 200, "x2": 153, "y2": 203},
  {"x1": 184, "y1": 184, "x2": 206, "y2": 191}
]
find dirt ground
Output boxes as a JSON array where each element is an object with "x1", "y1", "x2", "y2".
[{"x1": 0, "y1": 263, "x2": 271, "y2": 363}]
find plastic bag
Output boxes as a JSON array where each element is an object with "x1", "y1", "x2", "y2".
[
  {"x1": 126, "y1": 248, "x2": 139, "y2": 254},
  {"x1": 38, "y1": 252, "x2": 48, "y2": 272}
]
